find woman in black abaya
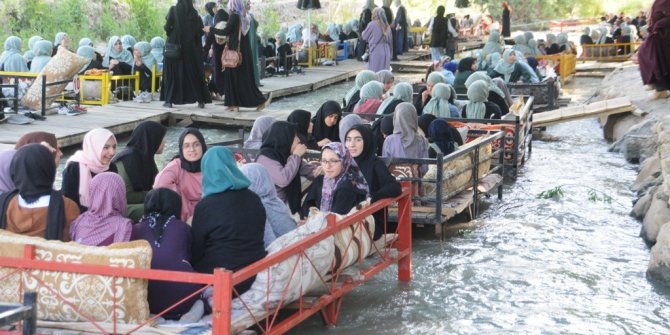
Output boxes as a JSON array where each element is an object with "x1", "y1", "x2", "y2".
[{"x1": 161, "y1": 0, "x2": 211, "y2": 108}]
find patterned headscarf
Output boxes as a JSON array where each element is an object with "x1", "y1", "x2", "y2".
[
  {"x1": 320, "y1": 142, "x2": 369, "y2": 211},
  {"x1": 66, "y1": 128, "x2": 116, "y2": 207},
  {"x1": 465, "y1": 80, "x2": 489, "y2": 119},
  {"x1": 228, "y1": 0, "x2": 251, "y2": 35}
]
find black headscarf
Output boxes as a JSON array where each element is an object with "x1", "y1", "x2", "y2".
[
  {"x1": 112, "y1": 121, "x2": 167, "y2": 192},
  {"x1": 287, "y1": 109, "x2": 312, "y2": 145},
  {"x1": 312, "y1": 100, "x2": 342, "y2": 143},
  {"x1": 1, "y1": 144, "x2": 65, "y2": 240},
  {"x1": 418, "y1": 114, "x2": 436, "y2": 137},
  {"x1": 458, "y1": 57, "x2": 476, "y2": 72},
  {"x1": 178, "y1": 128, "x2": 207, "y2": 173},
  {"x1": 348, "y1": 124, "x2": 376, "y2": 183},
  {"x1": 381, "y1": 113, "x2": 395, "y2": 136},
  {"x1": 205, "y1": 2, "x2": 216, "y2": 17},
  {"x1": 429, "y1": 119, "x2": 457, "y2": 155},
  {"x1": 214, "y1": 8, "x2": 229, "y2": 24},
  {"x1": 258, "y1": 121, "x2": 302, "y2": 213},
  {"x1": 141, "y1": 188, "x2": 182, "y2": 247},
  {"x1": 172, "y1": 0, "x2": 203, "y2": 44},
  {"x1": 436, "y1": 5, "x2": 445, "y2": 17}
]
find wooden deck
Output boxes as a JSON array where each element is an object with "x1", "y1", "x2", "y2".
[{"x1": 533, "y1": 97, "x2": 635, "y2": 127}]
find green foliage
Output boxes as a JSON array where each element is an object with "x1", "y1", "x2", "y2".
[
  {"x1": 617, "y1": 0, "x2": 654, "y2": 16},
  {"x1": 258, "y1": 0, "x2": 281, "y2": 37},
  {"x1": 587, "y1": 190, "x2": 612, "y2": 204},
  {"x1": 537, "y1": 185, "x2": 614, "y2": 204},
  {"x1": 537, "y1": 186, "x2": 565, "y2": 200},
  {"x1": 471, "y1": 0, "x2": 606, "y2": 23}
]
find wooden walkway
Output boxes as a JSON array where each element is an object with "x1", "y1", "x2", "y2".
[{"x1": 532, "y1": 97, "x2": 635, "y2": 127}]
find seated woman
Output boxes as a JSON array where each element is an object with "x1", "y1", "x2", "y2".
[
  {"x1": 103, "y1": 36, "x2": 133, "y2": 76},
  {"x1": 23, "y1": 35, "x2": 43, "y2": 69},
  {"x1": 417, "y1": 114, "x2": 436, "y2": 138},
  {"x1": 29, "y1": 40, "x2": 53, "y2": 73},
  {"x1": 511, "y1": 34, "x2": 532, "y2": 55},
  {"x1": 240, "y1": 163, "x2": 297, "y2": 247},
  {"x1": 311, "y1": 100, "x2": 342, "y2": 149},
  {"x1": 353, "y1": 81, "x2": 385, "y2": 118},
  {"x1": 556, "y1": 33, "x2": 573, "y2": 53},
  {"x1": 340, "y1": 22, "x2": 358, "y2": 41},
  {"x1": 422, "y1": 83, "x2": 459, "y2": 118},
  {"x1": 275, "y1": 32, "x2": 293, "y2": 73},
  {"x1": 427, "y1": 118, "x2": 462, "y2": 158},
  {"x1": 154, "y1": 128, "x2": 207, "y2": 223},
  {"x1": 15, "y1": 131, "x2": 63, "y2": 166},
  {"x1": 77, "y1": 46, "x2": 106, "y2": 73},
  {"x1": 545, "y1": 33, "x2": 560, "y2": 55},
  {"x1": 527, "y1": 39, "x2": 543, "y2": 56},
  {"x1": 244, "y1": 116, "x2": 276, "y2": 150},
  {"x1": 481, "y1": 31, "x2": 503, "y2": 56},
  {"x1": 339, "y1": 114, "x2": 364, "y2": 143},
  {"x1": 150, "y1": 37, "x2": 165, "y2": 65},
  {"x1": 414, "y1": 72, "x2": 446, "y2": 115},
  {"x1": 0, "y1": 150, "x2": 17, "y2": 194},
  {"x1": 324, "y1": 23, "x2": 341, "y2": 42},
  {"x1": 376, "y1": 69, "x2": 395, "y2": 97},
  {"x1": 301, "y1": 142, "x2": 370, "y2": 218},
  {"x1": 287, "y1": 109, "x2": 314, "y2": 147},
  {"x1": 464, "y1": 71, "x2": 510, "y2": 116},
  {"x1": 132, "y1": 188, "x2": 203, "y2": 320},
  {"x1": 1, "y1": 36, "x2": 29, "y2": 72},
  {"x1": 52, "y1": 32, "x2": 71, "y2": 55},
  {"x1": 192, "y1": 147, "x2": 267, "y2": 295},
  {"x1": 0, "y1": 144, "x2": 79, "y2": 241},
  {"x1": 382, "y1": 103, "x2": 429, "y2": 174},
  {"x1": 79, "y1": 38, "x2": 104, "y2": 63},
  {"x1": 62, "y1": 128, "x2": 118, "y2": 212},
  {"x1": 488, "y1": 49, "x2": 533, "y2": 84},
  {"x1": 345, "y1": 124, "x2": 401, "y2": 240},
  {"x1": 69, "y1": 172, "x2": 133, "y2": 246},
  {"x1": 441, "y1": 61, "x2": 458, "y2": 85},
  {"x1": 122, "y1": 35, "x2": 137, "y2": 53},
  {"x1": 343, "y1": 70, "x2": 377, "y2": 113},
  {"x1": 580, "y1": 27, "x2": 594, "y2": 46},
  {"x1": 377, "y1": 82, "x2": 413, "y2": 115},
  {"x1": 256, "y1": 121, "x2": 316, "y2": 214},
  {"x1": 132, "y1": 41, "x2": 156, "y2": 92},
  {"x1": 111, "y1": 120, "x2": 166, "y2": 221},
  {"x1": 461, "y1": 80, "x2": 502, "y2": 119}
]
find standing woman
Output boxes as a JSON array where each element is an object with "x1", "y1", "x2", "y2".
[
  {"x1": 206, "y1": 0, "x2": 267, "y2": 112},
  {"x1": 191, "y1": 147, "x2": 267, "y2": 294},
  {"x1": 392, "y1": 0, "x2": 408, "y2": 59},
  {"x1": 362, "y1": 7, "x2": 393, "y2": 72},
  {"x1": 111, "y1": 121, "x2": 167, "y2": 221},
  {"x1": 501, "y1": 1, "x2": 512, "y2": 38},
  {"x1": 154, "y1": 128, "x2": 207, "y2": 223},
  {"x1": 429, "y1": 6, "x2": 448, "y2": 63},
  {"x1": 356, "y1": 0, "x2": 375, "y2": 60},
  {"x1": 638, "y1": 0, "x2": 670, "y2": 99},
  {"x1": 345, "y1": 124, "x2": 400, "y2": 240},
  {"x1": 311, "y1": 101, "x2": 343, "y2": 149},
  {"x1": 62, "y1": 128, "x2": 118, "y2": 212},
  {"x1": 162, "y1": 0, "x2": 211, "y2": 109},
  {"x1": 203, "y1": 7, "x2": 229, "y2": 99}
]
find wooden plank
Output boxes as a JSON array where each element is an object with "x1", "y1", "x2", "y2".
[{"x1": 533, "y1": 97, "x2": 634, "y2": 127}]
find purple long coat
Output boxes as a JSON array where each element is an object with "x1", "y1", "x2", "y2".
[
  {"x1": 362, "y1": 21, "x2": 393, "y2": 72},
  {"x1": 638, "y1": 0, "x2": 670, "y2": 88}
]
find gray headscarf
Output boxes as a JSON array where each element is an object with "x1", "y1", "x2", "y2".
[
  {"x1": 376, "y1": 82, "x2": 412, "y2": 115},
  {"x1": 345, "y1": 70, "x2": 377, "y2": 105},
  {"x1": 29, "y1": 40, "x2": 53, "y2": 73},
  {"x1": 356, "y1": 81, "x2": 384, "y2": 108},
  {"x1": 0, "y1": 36, "x2": 28, "y2": 72},
  {"x1": 465, "y1": 80, "x2": 489, "y2": 119},
  {"x1": 54, "y1": 32, "x2": 68, "y2": 47},
  {"x1": 493, "y1": 49, "x2": 516, "y2": 82},
  {"x1": 133, "y1": 41, "x2": 156, "y2": 69},
  {"x1": 482, "y1": 31, "x2": 503, "y2": 56},
  {"x1": 244, "y1": 116, "x2": 275, "y2": 149},
  {"x1": 240, "y1": 163, "x2": 297, "y2": 248},
  {"x1": 512, "y1": 35, "x2": 531, "y2": 55},
  {"x1": 426, "y1": 71, "x2": 446, "y2": 85},
  {"x1": 79, "y1": 38, "x2": 94, "y2": 48},
  {"x1": 121, "y1": 35, "x2": 136, "y2": 51},
  {"x1": 557, "y1": 33, "x2": 570, "y2": 50},
  {"x1": 376, "y1": 69, "x2": 394, "y2": 86},
  {"x1": 393, "y1": 102, "x2": 424, "y2": 157},
  {"x1": 150, "y1": 37, "x2": 165, "y2": 63},
  {"x1": 523, "y1": 31, "x2": 534, "y2": 43},
  {"x1": 339, "y1": 114, "x2": 364, "y2": 142},
  {"x1": 597, "y1": 27, "x2": 608, "y2": 44},
  {"x1": 527, "y1": 39, "x2": 542, "y2": 55},
  {"x1": 77, "y1": 46, "x2": 96, "y2": 60},
  {"x1": 464, "y1": 71, "x2": 506, "y2": 99},
  {"x1": 423, "y1": 83, "x2": 453, "y2": 118}
]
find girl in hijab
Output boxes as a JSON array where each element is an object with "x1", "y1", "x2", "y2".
[
  {"x1": 0, "y1": 150, "x2": 17, "y2": 194},
  {"x1": 69, "y1": 172, "x2": 132, "y2": 246},
  {"x1": 192, "y1": 146, "x2": 267, "y2": 294},
  {"x1": 287, "y1": 109, "x2": 314, "y2": 147},
  {"x1": 556, "y1": 33, "x2": 572, "y2": 53},
  {"x1": 150, "y1": 37, "x2": 165, "y2": 64},
  {"x1": 344, "y1": 124, "x2": 400, "y2": 239},
  {"x1": 376, "y1": 69, "x2": 395, "y2": 95},
  {"x1": 489, "y1": 49, "x2": 533, "y2": 83},
  {"x1": 244, "y1": 116, "x2": 276, "y2": 150},
  {"x1": 482, "y1": 31, "x2": 503, "y2": 57},
  {"x1": 301, "y1": 142, "x2": 370, "y2": 218},
  {"x1": 29, "y1": 40, "x2": 53, "y2": 73},
  {"x1": 383, "y1": 103, "x2": 429, "y2": 173},
  {"x1": 256, "y1": 121, "x2": 317, "y2": 214},
  {"x1": 131, "y1": 41, "x2": 156, "y2": 92},
  {"x1": 62, "y1": 128, "x2": 118, "y2": 212},
  {"x1": 154, "y1": 128, "x2": 207, "y2": 222},
  {"x1": 78, "y1": 38, "x2": 103, "y2": 63},
  {"x1": 377, "y1": 81, "x2": 412, "y2": 115},
  {"x1": 0, "y1": 144, "x2": 80, "y2": 241},
  {"x1": 545, "y1": 33, "x2": 560, "y2": 55},
  {"x1": 527, "y1": 39, "x2": 543, "y2": 56},
  {"x1": 344, "y1": 70, "x2": 377, "y2": 113},
  {"x1": 274, "y1": 31, "x2": 293, "y2": 73},
  {"x1": 78, "y1": 46, "x2": 105, "y2": 73},
  {"x1": 362, "y1": 7, "x2": 393, "y2": 72},
  {"x1": 454, "y1": 57, "x2": 477, "y2": 91},
  {"x1": 111, "y1": 120, "x2": 167, "y2": 221},
  {"x1": 0, "y1": 37, "x2": 28, "y2": 72},
  {"x1": 417, "y1": 114, "x2": 436, "y2": 138},
  {"x1": 354, "y1": 81, "x2": 385, "y2": 117},
  {"x1": 311, "y1": 101, "x2": 343, "y2": 148},
  {"x1": 512, "y1": 34, "x2": 532, "y2": 55},
  {"x1": 414, "y1": 71, "x2": 446, "y2": 114},
  {"x1": 52, "y1": 32, "x2": 71, "y2": 55},
  {"x1": 240, "y1": 163, "x2": 297, "y2": 247},
  {"x1": 339, "y1": 114, "x2": 364, "y2": 143},
  {"x1": 23, "y1": 35, "x2": 43, "y2": 68},
  {"x1": 121, "y1": 35, "x2": 136, "y2": 53},
  {"x1": 423, "y1": 83, "x2": 459, "y2": 118},
  {"x1": 14, "y1": 131, "x2": 63, "y2": 166},
  {"x1": 465, "y1": 71, "x2": 510, "y2": 115},
  {"x1": 461, "y1": 80, "x2": 502, "y2": 119},
  {"x1": 427, "y1": 118, "x2": 462, "y2": 158},
  {"x1": 132, "y1": 188, "x2": 203, "y2": 320},
  {"x1": 103, "y1": 36, "x2": 133, "y2": 75}
]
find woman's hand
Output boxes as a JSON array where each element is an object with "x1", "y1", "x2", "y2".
[
  {"x1": 317, "y1": 138, "x2": 331, "y2": 147},
  {"x1": 292, "y1": 143, "x2": 307, "y2": 157},
  {"x1": 203, "y1": 26, "x2": 211, "y2": 33}
]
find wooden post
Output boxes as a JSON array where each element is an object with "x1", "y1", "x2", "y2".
[
  {"x1": 212, "y1": 268, "x2": 233, "y2": 335},
  {"x1": 397, "y1": 181, "x2": 412, "y2": 282}
]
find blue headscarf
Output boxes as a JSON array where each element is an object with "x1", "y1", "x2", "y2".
[
  {"x1": 0, "y1": 36, "x2": 28, "y2": 72},
  {"x1": 77, "y1": 46, "x2": 96, "y2": 60},
  {"x1": 201, "y1": 146, "x2": 251, "y2": 197},
  {"x1": 133, "y1": 41, "x2": 156, "y2": 69},
  {"x1": 79, "y1": 38, "x2": 93, "y2": 48},
  {"x1": 150, "y1": 37, "x2": 165, "y2": 63},
  {"x1": 29, "y1": 40, "x2": 53, "y2": 73},
  {"x1": 54, "y1": 32, "x2": 68, "y2": 47},
  {"x1": 103, "y1": 36, "x2": 133, "y2": 67},
  {"x1": 121, "y1": 35, "x2": 136, "y2": 51}
]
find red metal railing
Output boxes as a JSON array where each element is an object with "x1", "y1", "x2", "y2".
[{"x1": 0, "y1": 181, "x2": 413, "y2": 335}]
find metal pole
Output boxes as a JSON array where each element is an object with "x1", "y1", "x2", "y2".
[
  {"x1": 398, "y1": 181, "x2": 412, "y2": 282},
  {"x1": 435, "y1": 153, "x2": 444, "y2": 240}
]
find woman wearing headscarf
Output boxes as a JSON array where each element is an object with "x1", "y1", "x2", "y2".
[
  {"x1": 338, "y1": 114, "x2": 364, "y2": 143},
  {"x1": 382, "y1": 103, "x2": 429, "y2": 173},
  {"x1": 354, "y1": 81, "x2": 385, "y2": 117},
  {"x1": 488, "y1": 49, "x2": 532, "y2": 83},
  {"x1": 376, "y1": 69, "x2": 395, "y2": 94},
  {"x1": 69, "y1": 172, "x2": 132, "y2": 246},
  {"x1": 240, "y1": 163, "x2": 297, "y2": 247},
  {"x1": 103, "y1": 36, "x2": 133, "y2": 75},
  {"x1": 527, "y1": 39, "x2": 543, "y2": 56},
  {"x1": 0, "y1": 150, "x2": 17, "y2": 194},
  {"x1": 52, "y1": 32, "x2": 71, "y2": 56},
  {"x1": 414, "y1": 71, "x2": 446, "y2": 115},
  {"x1": 545, "y1": 33, "x2": 560, "y2": 55},
  {"x1": 638, "y1": 0, "x2": 670, "y2": 99},
  {"x1": 417, "y1": 114, "x2": 436, "y2": 138},
  {"x1": 154, "y1": 128, "x2": 207, "y2": 222},
  {"x1": 286, "y1": 23, "x2": 303, "y2": 43},
  {"x1": 111, "y1": 121, "x2": 167, "y2": 221},
  {"x1": 485, "y1": 52, "x2": 501, "y2": 69},
  {"x1": 0, "y1": 37, "x2": 28, "y2": 72},
  {"x1": 441, "y1": 60, "x2": 458, "y2": 84},
  {"x1": 131, "y1": 41, "x2": 157, "y2": 92},
  {"x1": 78, "y1": 46, "x2": 105, "y2": 73},
  {"x1": 62, "y1": 128, "x2": 118, "y2": 212},
  {"x1": 465, "y1": 71, "x2": 510, "y2": 116},
  {"x1": 345, "y1": 124, "x2": 400, "y2": 239},
  {"x1": 580, "y1": 27, "x2": 594, "y2": 47},
  {"x1": 453, "y1": 56, "x2": 477, "y2": 91},
  {"x1": 617, "y1": 25, "x2": 633, "y2": 55},
  {"x1": 120, "y1": 35, "x2": 136, "y2": 53},
  {"x1": 512, "y1": 34, "x2": 532, "y2": 55},
  {"x1": 461, "y1": 80, "x2": 502, "y2": 119},
  {"x1": 301, "y1": 142, "x2": 370, "y2": 218},
  {"x1": 15, "y1": 131, "x2": 62, "y2": 165},
  {"x1": 325, "y1": 23, "x2": 341, "y2": 42},
  {"x1": 191, "y1": 146, "x2": 267, "y2": 294},
  {"x1": 362, "y1": 7, "x2": 393, "y2": 72},
  {"x1": 556, "y1": 33, "x2": 572, "y2": 53},
  {"x1": 150, "y1": 37, "x2": 165, "y2": 64},
  {"x1": 356, "y1": 0, "x2": 375, "y2": 60},
  {"x1": 392, "y1": 0, "x2": 408, "y2": 59},
  {"x1": 244, "y1": 116, "x2": 275, "y2": 150},
  {"x1": 377, "y1": 81, "x2": 412, "y2": 115},
  {"x1": 427, "y1": 118, "x2": 461, "y2": 158},
  {"x1": 0, "y1": 144, "x2": 79, "y2": 241},
  {"x1": 344, "y1": 70, "x2": 377, "y2": 113},
  {"x1": 203, "y1": 7, "x2": 229, "y2": 98},
  {"x1": 29, "y1": 40, "x2": 53, "y2": 73},
  {"x1": 482, "y1": 30, "x2": 503, "y2": 57},
  {"x1": 287, "y1": 109, "x2": 314, "y2": 146},
  {"x1": 423, "y1": 83, "x2": 459, "y2": 118},
  {"x1": 274, "y1": 31, "x2": 293, "y2": 73},
  {"x1": 23, "y1": 35, "x2": 43, "y2": 68},
  {"x1": 79, "y1": 37, "x2": 104, "y2": 63},
  {"x1": 162, "y1": 0, "x2": 212, "y2": 109},
  {"x1": 256, "y1": 121, "x2": 316, "y2": 214},
  {"x1": 205, "y1": 0, "x2": 267, "y2": 112},
  {"x1": 132, "y1": 188, "x2": 203, "y2": 319},
  {"x1": 429, "y1": 6, "x2": 448, "y2": 63},
  {"x1": 311, "y1": 100, "x2": 343, "y2": 148}
]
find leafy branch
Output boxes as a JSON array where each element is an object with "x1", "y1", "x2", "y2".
[{"x1": 536, "y1": 184, "x2": 619, "y2": 206}]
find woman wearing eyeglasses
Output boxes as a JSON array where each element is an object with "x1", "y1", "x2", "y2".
[
  {"x1": 154, "y1": 128, "x2": 207, "y2": 223},
  {"x1": 301, "y1": 142, "x2": 370, "y2": 219}
]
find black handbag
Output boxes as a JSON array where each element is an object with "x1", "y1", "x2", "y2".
[{"x1": 164, "y1": 7, "x2": 182, "y2": 60}]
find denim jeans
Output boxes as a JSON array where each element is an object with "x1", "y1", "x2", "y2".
[{"x1": 431, "y1": 47, "x2": 444, "y2": 62}]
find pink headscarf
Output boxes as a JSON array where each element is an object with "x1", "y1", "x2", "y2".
[
  {"x1": 66, "y1": 128, "x2": 116, "y2": 207},
  {"x1": 70, "y1": 172, "x2": 132, "y2": 246}
]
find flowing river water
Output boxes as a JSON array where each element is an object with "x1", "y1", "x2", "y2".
[{"x1": 54, "y1": 76, "x2": 670, "y2": 334}]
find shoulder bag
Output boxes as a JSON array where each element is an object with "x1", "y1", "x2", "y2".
[
  {"x1": 164, "y1": 7, "x2": 182, "y2": 60},
  {"x1": 221, "y1": 24, "x2": 242, "y2": 69}
]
